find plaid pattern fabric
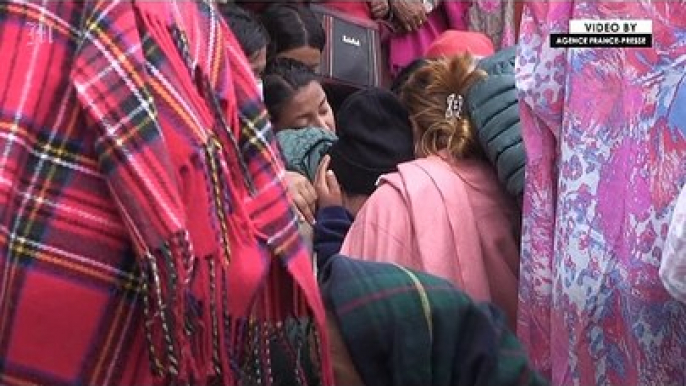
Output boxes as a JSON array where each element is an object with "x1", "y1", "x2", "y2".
[
  {"x1": 320, "y1": 254, "x2": 549, "y2": 386},
  {"x1": 0, "y1": 1, "x2": 329, "y2": 385}
]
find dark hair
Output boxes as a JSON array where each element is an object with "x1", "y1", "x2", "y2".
[
  {"x1": 261, "y1": 4, "x2": 326, "y2": 61},
  {"x1": 263, "y1": 57, "x2": 319, "y2": 123},
  {"x1": 391, "y1": 58, "x2": 431, "y2": 95},
  {"x1": 218, "y1": 4, "x2": 269, "y2": 58}
]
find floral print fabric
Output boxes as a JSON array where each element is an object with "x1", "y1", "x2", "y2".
[{"x1": 516, "y1": 1, "x2": 686, "y2": 385}]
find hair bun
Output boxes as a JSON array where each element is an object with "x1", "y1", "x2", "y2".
[{"x1": 400, "y1": 55, "x2": 487, "y2": 160}]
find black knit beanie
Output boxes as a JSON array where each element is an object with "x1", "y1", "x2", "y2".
[{"x1": 328, "y1": 88, "x2": 415, "y2": 196}]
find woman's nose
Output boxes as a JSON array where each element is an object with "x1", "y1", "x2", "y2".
[{"x1": 314, "y1": 115, "x2": 328, "y2": 130}]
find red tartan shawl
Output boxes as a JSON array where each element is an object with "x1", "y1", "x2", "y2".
[{"x1": 0, "y1": 1, "x2": 331, "y2": 385}]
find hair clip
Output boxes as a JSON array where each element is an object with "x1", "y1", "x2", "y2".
[
  {"x1": 445, "y1": 93, "x2": 464, "y2": 120},
  {"x1": 422, "y1": 0, "x2": 437, "y2": 13}
]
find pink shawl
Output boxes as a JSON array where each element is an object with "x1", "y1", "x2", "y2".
[{"x1": 341, "y1": 155, "x2": 521, "y2": 327}]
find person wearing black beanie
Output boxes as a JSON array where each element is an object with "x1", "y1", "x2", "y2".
[
  {"x1": 312, "y1": 87, "x2": 415, "y2": 263},
  {"x1": 328, "y1": 87, "x2": 416, "y2": 197}
]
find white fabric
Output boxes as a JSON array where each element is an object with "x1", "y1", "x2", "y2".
[
  {"x1": 661, "y1": 183, "x2": 686, "y2": 303},
  {"x1": 256, "y1": 79, "x2": 264, "y2": 101}
]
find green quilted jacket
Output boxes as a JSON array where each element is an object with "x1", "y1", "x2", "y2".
[{"x1": 466, "y1": 46, "x2": 525, "y2": 201}]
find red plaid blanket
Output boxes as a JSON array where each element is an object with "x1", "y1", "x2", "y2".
[{"x1": 0, "y1": 1, "x2": 330, "y2": 385}]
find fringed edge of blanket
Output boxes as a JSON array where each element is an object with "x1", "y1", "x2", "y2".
[{"x1": 138, "y1": 232, "x2": 326, "y2": 385}]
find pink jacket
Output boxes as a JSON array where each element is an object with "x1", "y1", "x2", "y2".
[{"x1": 341, "y1": 154, "x2": 521, "y2": 327}]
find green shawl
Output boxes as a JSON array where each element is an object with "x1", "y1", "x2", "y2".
[
  {"x1": 319, "y1": 254, "x2": 549, "y2": 386},
  {"x1": 276, "y1": 127, "x2": 338, "y2": 182}
]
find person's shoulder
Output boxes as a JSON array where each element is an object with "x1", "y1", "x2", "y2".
[
  {"x1": 477, "y1": 45, "x2": 517, "y2": 76},
  {"x1": 399, "y1": 156, "x2": 454, "y2": 178},
  {"x1": 380, "y1": 157, "x2": 459, "y2": 198},
  {"x1": 358, "y1": 177, "x2": 408, "y2": 215}
]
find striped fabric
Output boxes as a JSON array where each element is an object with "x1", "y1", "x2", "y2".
[{"x1": 0, "y1": 1, "x2": 330, "y2": 385}]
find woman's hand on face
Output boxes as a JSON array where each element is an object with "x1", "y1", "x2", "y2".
[
  {"x1": 285, "y1": 171, "x2": 317, "y2": 225},
  {"x1": 389, "y1": 0, "x2": 428, "y2": 32},
  {"x1": 369, "y1": 0, "x2": 390, "y2": 19},
  {"x1": 314, "y1": 155, "x2": 343, "y2": 209}
]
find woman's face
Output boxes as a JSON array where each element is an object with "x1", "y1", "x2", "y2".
[
  {"x1": 274, "y1": 81, "x2": 336, "y2": 132},
  {"x1": 276, "y1": 46, "x2": 322, "y2": 72}
]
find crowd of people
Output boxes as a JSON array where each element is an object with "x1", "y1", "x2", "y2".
[{"x1": 0, "y1": 0, "x2": 685, "y2": 385}]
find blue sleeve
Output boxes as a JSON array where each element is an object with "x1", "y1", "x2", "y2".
[{"x1": 313, "y1": 206, "x2": 354, "y2": 271}]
